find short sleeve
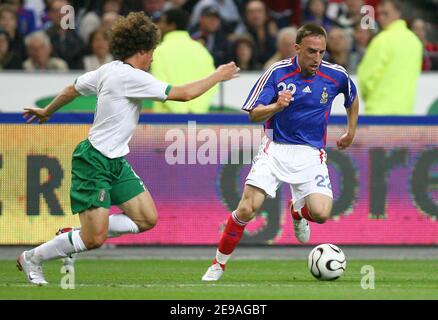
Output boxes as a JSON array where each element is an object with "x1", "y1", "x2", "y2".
[
  {"x1": 340, "y1": 72, "x2": 357, "y2": 108},
  {"x1": 242, "y1": 70, "x2": 277, "y2": 112},
  {"x1": 74, "y1": 70, "x2": 98, "y2": 96},
  {"x1": 124, "y1": 70, "x2": 171, "y2": 101}
]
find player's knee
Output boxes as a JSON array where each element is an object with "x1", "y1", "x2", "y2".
[
  {"x1": 310, "y1": 206, "x2": 331, "y2": 224},
  {"x1": 84, "y1": 233, "x2": 107, "y2": 249},
  {"x1": 236, "y1": 201, "x2": 256, "y2": 221},
  {"x1": 136, "y1": 211, "x2": 158, "y2": 232}
]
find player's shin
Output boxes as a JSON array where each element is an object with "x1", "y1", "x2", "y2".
[
  {"x1": 28, "y1": 230, "x2": 87, "y2": 265},
  {"x1": 215, "y1": 211, "x2": 248, "y2": 267}
]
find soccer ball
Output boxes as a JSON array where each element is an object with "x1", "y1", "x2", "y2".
[{"x1": 308, "y1": 244, "x2": 347, "y2": 281}]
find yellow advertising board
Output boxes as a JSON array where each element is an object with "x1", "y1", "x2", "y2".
[{"x1": 0, "y1": 125, "x2": 90, "y2": 244}]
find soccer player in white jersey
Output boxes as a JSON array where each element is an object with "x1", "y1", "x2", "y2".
[
  {"x1": 202, "y1": 24, "x2": 359, "y2": 281},
  {"x1": 17, "y1": 12, "x2": 239, "y2": 286}
]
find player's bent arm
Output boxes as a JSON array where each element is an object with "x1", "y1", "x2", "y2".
[
  {"x1": 345, "y1": 96, "x2": 359, "y2": 138},
  {"x1": 336, "y1": 96, "x2": 359, "y2": 150},
  {"x1": 248, "y1": 90, "x2": 292, "y2": 122},
  {"x1": 167, "y1": 62, "x2": 239, "y2": 102},
  {"x1": 248, "y1": 103, "x2": 283, "y2": 122},
  {"x1": 23, "y1": 85, "x2": 81, "y2": 124},
  {"x1": 45, "y1": 85, "x2": 81, "y2": 115}
]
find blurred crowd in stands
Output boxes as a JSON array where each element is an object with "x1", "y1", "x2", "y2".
[{"x1": 0, "y1": 0, "x2": 437, "y2": 73}]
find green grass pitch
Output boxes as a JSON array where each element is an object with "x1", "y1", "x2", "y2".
[{"x1": 1, "y1": 259, "x2": 438, "y2": 300}]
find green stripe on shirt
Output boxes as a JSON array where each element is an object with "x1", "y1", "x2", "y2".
[{"x1": 165, "y1": 85, "x2": 172, "y2": 95}]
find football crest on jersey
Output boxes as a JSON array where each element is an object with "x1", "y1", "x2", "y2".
[{"x1": 320, "y1": 87, "x2": 328, "y2": 104}]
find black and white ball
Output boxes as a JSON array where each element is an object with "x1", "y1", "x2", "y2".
[{"x1": 308, "y1": 244, "x2": 347, "y2": 281}]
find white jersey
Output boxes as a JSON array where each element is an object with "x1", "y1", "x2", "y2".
[{"x1": 74, "y1": 60, "x2": 170, "y2": 158}]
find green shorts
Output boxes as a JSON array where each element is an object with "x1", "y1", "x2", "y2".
[{"x1": 70, "y1": 139, "x2": 146, "y2": 214}]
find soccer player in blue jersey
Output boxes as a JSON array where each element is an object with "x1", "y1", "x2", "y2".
[{"x1": 202, "y1": 24, "x2": 359, "y2": 281}]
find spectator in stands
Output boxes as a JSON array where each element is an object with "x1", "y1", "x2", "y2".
[
  {"x1": 190, "y1": 0, "x2": 242, "y2": 35},
  {"x1": 143, "y1": 0, "x2": 166, "y2": 21},
  {"x1": 1, "y1": 0, "x2": 37, "y2": 36},
  {"x1": 151, "y1": 8, "x2": 216, "y2": 113},
  {"x1": 23, "y1": 0, "x2": 45, "y2": 29},
  {"x1": 119, "y1": 0, "x2": 143, "y2": 13},
  {"x1": 45, "y1": 0, "x2": 85, "y2": 69},
  {"x1": 261, "y1": 0, "x2": 301, "y2": 28},
  {"x1": 101, "y1": 11, "x2": 120, "y2": 31},
  {"x1": 236, "y1": 0, "x2": 277, "y2": 66},
  {"x1": 23, "y1": 30, "x2": 69, "y2": 71},
  {"x1": 0, "y1": 4, "x2": 25, "y2": 62},
  {"x1": 264, "y1": 26, "x2": 296, "y2": 70},
  {"x1": 79, "y1": 0, "x2": 122, "y2": 44},
  {"x1": 230, "y1": 34, "x2": 260, "y2": 71},
  {"x1": 410, "y1": 18, "x2": 438, "y2": 71},
  {"x1": 0, "y1": 27, "x2": 21, "y2": 69},
  {"x1": 326, "y1": 27, "x2": 354, "y2": 72},
  {"x1": 327, "y1": 0, "x2": 364, "y2": 32},
  {"x1": 82, "y1": 28, "x2": 113, "y2": 71},
  {"x1": 349, "y1": 22, "x2": 374, "y2": 72},
  {"x1": 303, "y1": 0, "x2": 337, "y2": 31},
  {"x1": 190, "y1": 6, "x2": 230, "y2": 67},
  {"x1": 358, "y1": 0, "x2": 422, "y2": 114},
  {"x1": 163, "y1": 0, "x2": 193, "y2": 11}
]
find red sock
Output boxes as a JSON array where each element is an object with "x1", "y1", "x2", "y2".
[
  {"x1": 300, "y1": 205, "x2": 315, "y2": 222},
  {"x1": 218, "y1": 212, "x2": 246, "y2": 256},
  {"x1": 290, "y1": 203, "x2": 315, "y2": 222},
  {"x1": 212, "y1": 259, "x2": 226, "y2": 270}
]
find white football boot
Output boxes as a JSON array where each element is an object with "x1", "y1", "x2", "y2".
[
  {"x1": 202, "y1": 262, "x2": 225, "y2": 281},
  {"x1": 289, "y1": 201, "x2": 311, "y2": 243},
  {"x1": 16, "y1": 251, "x2": 48, "y2": 286}
]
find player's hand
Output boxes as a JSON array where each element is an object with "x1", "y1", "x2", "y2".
[
  {"x1": 336, "y1": 132, "x2": 354, "y2": 150},
  {"x1": 275, "y1": 90, "x2": 292, "y2": 110},
  {"x1": 23, "y1": 107, "x2": 51, "y2": 124},
  {"x1": 216, "y1": 62, "x2": 240, "y2": 81}
]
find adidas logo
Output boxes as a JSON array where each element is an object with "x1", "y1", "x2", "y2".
[{"x1": 302, "y1": 86, "x2": 312, "y2": 93}]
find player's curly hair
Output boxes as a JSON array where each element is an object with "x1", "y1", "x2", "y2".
[{"x1": 109, "y1": 12, "x2": 161, "y2": 61}]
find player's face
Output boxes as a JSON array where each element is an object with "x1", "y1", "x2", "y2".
[
  {"x1": 295, "y1": 35, "x2": 326, "y2": 76},
  {"x1": 140, "y1": 50, "x2": 155, "y2": 71}
]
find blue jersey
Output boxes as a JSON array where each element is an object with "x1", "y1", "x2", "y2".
[{"x1": 242, "y1": 56, "x2": 357, "y2": 149}]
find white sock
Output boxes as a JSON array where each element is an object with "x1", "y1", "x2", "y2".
[
  {"x1": 107, "y1": 213, "x2": 140, "y2": 238},
  {"x1": 31, "y1": 214, "x2": 140, "y2": 264},
  {"x1": 215, "y1": 249, "x2": 231, "y2": 265},
  {"x1": 29, "y1": 230, "x2": 87, "y2": 265}
]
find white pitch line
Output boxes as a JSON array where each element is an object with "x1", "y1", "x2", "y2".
[{"x1": 0, "y1": 282, "x2": 327, "y2": 289}]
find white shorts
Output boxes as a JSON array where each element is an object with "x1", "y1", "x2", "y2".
[{"x1": 246, "y1": 136, "x2": 333, "y2": 210}]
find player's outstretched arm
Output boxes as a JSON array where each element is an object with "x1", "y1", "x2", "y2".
[
  {"x1": 337, "y1": 96, "x2": 359, "y2": 150},
  {"x1": 248, "y1": 90, "x2": 292, "y2": 123},
  {"x1": 23, "y1": 85, "x2": 81, "y2": 124},
  {"x1": 166, "y1": 62, "x2": 240, "y2": 102}
]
